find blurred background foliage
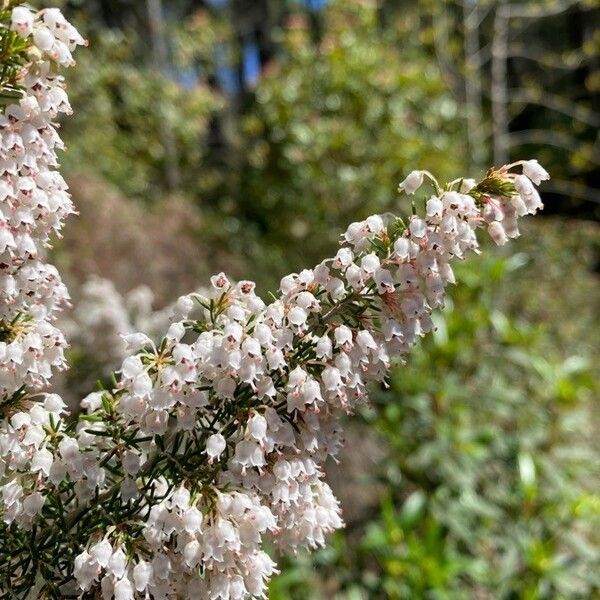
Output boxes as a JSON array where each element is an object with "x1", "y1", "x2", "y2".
[
  {"x1": 42, "y1": 0, "x2": 600, "y2": 597},
  {"x1": 61, "y1": 31, "x2": 223, "y2": 200},
  {"x1": 271, "y1": 222, "x2": 599, "y2": 599}
]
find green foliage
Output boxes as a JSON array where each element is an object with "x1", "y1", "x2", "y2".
[
  {"x1": 56, "y1": 0, "x2": 466, "y2": 293},
  {"x1": 270, "y1": 221, "x2": 599, "y2": 599},
  {"x1": 404, "y1": 0, "x2": 599, "y2": 217},
  {"x1": 232, "y1": 0, "x2": 462, "y2": 287},
  {"x1": 60, "y1": 27, "x2": 223, "y2": 200}
]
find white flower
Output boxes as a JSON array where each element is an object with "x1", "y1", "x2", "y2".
[
  {"x1": 522, "y1": 159, "x2": 550, "y2": 185},
  {"x1": 315, "y1": 335, "x2": 333, "y2": 359},
  {"x1": 356, "y1": 330, "x2": 377, "y2": 352},
  {"x1": 122, "y1": 332, "x2": 152, "y2": 352},
  {"x1": 11, "y1": 6, "x2": 34, "y2": 37},
  {"x1": 89, "y1": 539, "x2": 113, "y2": 568},
  {"x1": 426, "y1": 196, "x2": 444, "y2": 220},
  {"x1": 374, "y1": 268, "x2": 395, "y2": 293},
  {"x1": 1, "y1": 481, "x2": 22, "y2": 510},
  {"x1": 514, "y1": 174, "x2": 544, "y2": 213},
  {"x1": 233, "y1": 440, "x2": 266, "y2": 470},
  {"x1": 398, "y1": 170, "x2": 424, "y2": 195},
  {"x1": 206, "y1": 433, "x2": 227, "y2": 462},
  {"x1": 74, "y1": 551, "x2": 97, "y2": 591},
  {"x1": 133, "y1": 561, "x2": 153, "y2": 592},
  {"x1": 31, "y1": 448, "x2": 53, "y2": 476},
  {"x1": 22, "y1": 492, "x2": 45, "y2": 517},
  {"x1": 488, "y1": 221, "x2": 508, "y2": 246},
  {"x1": 183, "y1": 506, "x2": 203, "y2": 533},
  {"x1": 33, "y1": 28, "x2": 55, "y2": 51},
  {"x1": 171, "y1": 485, "x2": 190, "y2": 509},
  {"x1": 333, "y1": 247, "x2": 353, "y2": 269},
  {"x1": 247, "y1": 413, "x2": 268, "y2": 442},
  {"x1": 345, "y1": 263, "x2": 363, "y2": 289},
  {"x1": 166, "y1": 321, "x2": 185, "y2": 341},
  {"x1": 366, "y1": 215, "x2": 385, "y2": 234},
  {"x1": 288, "y1": 305, "x2": 308, "y2": 327},
  {"x1": 114, "y1": 577, "x2": 134, "y2": 600},
  {"x1": 58, "y1": 437, "x2": 80, "y2": 460},
  {"x1": 121, "y1": 355, "x2": 144, "y2": 379},
  {"x1": 393, "y1": 236, "x2": 411, "y2": 260},
  {"x1": 122, "y1": 450, "x2": 141, "y2": 475},
  {"x1": 334, "y1": 325, "x2": 353, "y2": 348},
  {"x1": 409, "y1": 216, "x2": 427, "y2": 238},
  {"x1": 210, "y1": 272, "x2": 230, "y2": 292},
  {"x1": 184, "y1": 539, "x2": 202, "y2": 568},
  {"x1": 322, "y1": 366, "x2": 342, "y2": 391},
  {"x1": 174, "y1": 294, "x2": 195, "y2": 318},
  {"x1": 215, "y1": 375, "x2": 236, "y2": 399},
  {"x1": 108, "y1": 548, "x2": 127, "y2": 579},
  {"x1": 360, "y1": 253, "x2": 380, "y2": 274},
  {"x1": 44, "y1": 394, "x2": 66, "y2": 414},
  {"x1": 459, "y1": 178, "x2": 477, "y2": 193},
  {"x1": 296, "y1": 291, "x2": 319, "y2": 311}
]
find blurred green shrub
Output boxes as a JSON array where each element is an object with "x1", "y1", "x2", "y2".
[
  {"x1": 55, "y1": 0, "x2": 465, "y2": 293},
  {"x1": 233, "y1": 0, "x2": 463, "y2": 288},
  {"x1": 270, "y1": 220, "x2": 599, "y2": 600},
  {"x1": 60, "y1": 27, "x2": 223, "y2": 200}
]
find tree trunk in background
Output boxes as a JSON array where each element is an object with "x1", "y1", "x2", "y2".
[
  {"x1": 229, "y1": 0, "x2": 276, "y2": 98},
  {"x1": 146, "y1": 0, "x2": 181, "y2": 191},
  {"x1": 463, "y1": 3, "x2": 486, "y2": 169},
  {"x1": 491, "y1": 1, "x2": 509, "y2": 167}
]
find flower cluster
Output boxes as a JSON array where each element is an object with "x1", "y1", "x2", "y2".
[
  {"x1": 0, "y1": 5, "x2": 84, "y2": 397},
  {"x1": 10, "y1": 5, "x2": 85, "y2": 66},
  {"x1": 73, "y1": 486, "x2": 279, "y2": 599},
  {"x1": 63, "y1": 162, "x2": 546, "y2": 597},
  {"x1": 0, "y1": 4, "x2": 84, "y2": 536},
  {"x1": 0, "y1": 393, "x2": 65, "y2": 524},
  {"x1": 0, "y1": 4, "x2": 551, "y2": 599}
]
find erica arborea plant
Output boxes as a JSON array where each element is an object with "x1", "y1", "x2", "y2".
[{"x1": 0, "y1": 3, "x2": 550, "y2": 599}]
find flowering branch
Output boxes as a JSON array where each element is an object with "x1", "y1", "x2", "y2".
[{"x1": 0, "y1": 4, "x2": 551, "y2": 600}]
